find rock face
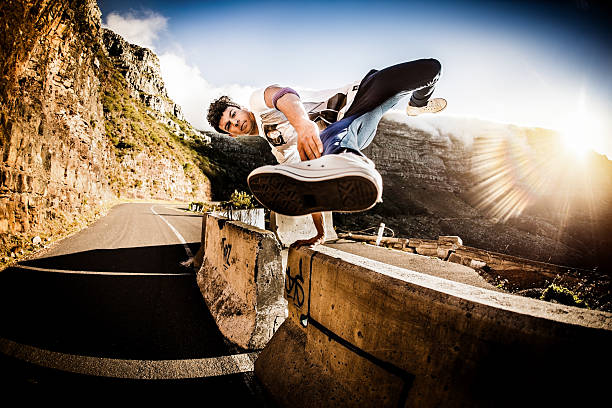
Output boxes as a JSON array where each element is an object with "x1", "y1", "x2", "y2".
[
  {"x1": 96, "y1": 31, "x2": 212, "y2": 202},
  {"x1": 337, "y1": 113, "x2": 612, "y2": 274},
  {"x1": 0, "y1": 0, "x2": 222, "y2": 255},
  {"x1": 0, "y1": 0, "x2": 115, "y2": 248},
  {"x1": 198, "y1": 133, "x2": 276, "y2": 199},
  {"x1": 101, "y1": 28, "x2": 184, "y2": 122}
]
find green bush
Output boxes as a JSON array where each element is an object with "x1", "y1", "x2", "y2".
[
  {"x1": 226, "y1": 190, "x2": 255, "y2": 209},
  {"x1": 189, "y1": 201, "x2": 211, "y2": 212},
  {"x1": 540, "y1": 284, "x2": 588, "y2": 308},
  {"x1": 211, "y1": 190, "x2": 258, "y2": 211}
]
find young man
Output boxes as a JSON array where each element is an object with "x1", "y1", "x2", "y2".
[{"x1": 207, "y1": 59, "x2": 445, "y2": 247}]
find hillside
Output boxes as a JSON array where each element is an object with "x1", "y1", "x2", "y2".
[
  {"x1": 0, "y1": 0, "x2": 273, "y2": 262},
  {"x1": 336, "y1": 114, "x2": 612, "y2": 277}
]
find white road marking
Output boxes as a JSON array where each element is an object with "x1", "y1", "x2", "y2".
[
  {"x1": 13, "y1": 265, "x2": 191, "y2": 276},
  {"x1": 0, "y1": 337, "x2": 256, "y2": 379},
  {"x1": 151, "y1": 205, "x2": 194, "y2": 259}
]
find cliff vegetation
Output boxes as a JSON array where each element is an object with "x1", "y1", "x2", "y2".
[{"x1": 0, "y1": 0, "x2": 272, "y2": 265}]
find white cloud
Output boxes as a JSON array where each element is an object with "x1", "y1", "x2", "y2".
[
  {"x1": 158, "y1": 52, "x2": 255, "y2": 130},
  {"x1": 383, "y1": 110, "x2": 517, "y2": 149},
  {"x1": 102, "y1": 10, "x2": 167, "y2": 50}
]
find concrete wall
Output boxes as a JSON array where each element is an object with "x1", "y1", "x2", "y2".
[
  {"x1": 196, "y1": 214, "x2": 286, "y2": 350},
  {"x1": 212, "y1": 208, "x2": 265, "y2": 230},
  {"x1": 193, "y1": 209, "x2": 264, "y2": 270},
  {"x1": 255, "y1": 245, "x2": 612, "y2": 407},
  {"x1": 339, "y1": 234, "x2": 605, "y2": 293}
]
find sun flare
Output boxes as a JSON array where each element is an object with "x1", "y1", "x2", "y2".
[{"x1": 557, "y1": 92, "x2": 604, "y2": 159}]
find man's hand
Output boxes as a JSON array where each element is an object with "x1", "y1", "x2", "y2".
[
  {"x1": 290, "y1": 233, "x2": 325, "y2": 249},
  {"x1": 263, "y1": 85, "x2": 323, "y2": 160},
  {"x1": 295, "y1": 119, "x2": 323, "y2": 161}
]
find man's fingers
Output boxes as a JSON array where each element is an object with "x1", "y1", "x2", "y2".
[
  {"x1": 308, "y1": 137, "x2": 321, "y2": 159},
  {"x1": 301, "y1": 141, "x2": 317, "y2": 160},
  {"x1": 307, "y1": 143, "x2": 318, "y2": 160},
  {"x1": 314, "y1": 134, "x2": 323, "y2": 155},
  {"x1": 299, "y1": 145, "x2": 309, "y2": 161}
]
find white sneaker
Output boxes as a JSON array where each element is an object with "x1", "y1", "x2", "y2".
[
  {"x1": 406, "y1": 97, "x2": 447, "y2": 116},
  {"x1": 247, "y1": 152, "x2": 383, "y2": 216}
]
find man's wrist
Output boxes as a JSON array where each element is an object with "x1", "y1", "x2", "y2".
[{"x1": 295, "y1": 117, "x2": 317, "y2": 132}]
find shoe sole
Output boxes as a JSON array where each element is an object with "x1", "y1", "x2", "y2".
[{"x1": 248, "y1": 172, "x2": 379, "y2": 216}]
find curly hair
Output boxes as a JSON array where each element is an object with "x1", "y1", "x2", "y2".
[{"x1": 206, "y1": 96, "x2": 241, "y2": 134}]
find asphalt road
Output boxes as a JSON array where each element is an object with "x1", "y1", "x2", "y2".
[{"x1": 0, "y1": 203, "x2": 274, "y2": 402}]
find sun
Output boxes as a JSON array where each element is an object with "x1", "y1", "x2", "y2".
[{"x1": 558, "y1": 105, "x2": 603, "y2": 159}]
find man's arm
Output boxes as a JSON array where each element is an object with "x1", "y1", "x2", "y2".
[
  {"x1": 263, "y1": 85, "x2": 322, "y2": 160},
  {"x1": 290, "y1": 212, "x2": 326, "y2": 249},
  {"x1": 263, "y1": 86, "x2": 325, "y2": 248}
]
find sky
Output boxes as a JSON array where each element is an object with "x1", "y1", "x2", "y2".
[{"x1": 97, "y1": 0, "x2": 612, "y2": 158}]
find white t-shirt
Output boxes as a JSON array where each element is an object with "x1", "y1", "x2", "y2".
[{"x1": 249, "y1": 82, "x2": 360, "y2": 163}]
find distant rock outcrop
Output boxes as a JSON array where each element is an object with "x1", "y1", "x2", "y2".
[
  {"x1": 101, "y1": 29, "x2": 185, "y2": 123},
  {"x1": 197, "y1": 133, "x2": 276, "y2": 199},
  {"x1": 337, "y1": 113, "x2": 612, "y2": 274}
]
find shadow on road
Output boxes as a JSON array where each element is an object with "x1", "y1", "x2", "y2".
[
  {"x1": 20, "y1": 243, "x2": 201, "y2": 274},
  {"x1": 0, "y1": 263, "x2": 234, "y2": 360}
]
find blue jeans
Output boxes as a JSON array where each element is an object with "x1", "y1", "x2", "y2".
[{"x1": 320, "y1": 59, "x2": 441, "y2": 156}]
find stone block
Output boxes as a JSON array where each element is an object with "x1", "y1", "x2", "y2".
[
  {"x1": 436, "y1": 246, "x2": 450, "y2": 259},
  {"x1": 197, "y1": 214, "x2": 286, "y2": 350},
  {"x1": 447, "y1": 252, "x2": 463, "y2": 264},
  {"x1": 469, "y1": 259, "x2": 487, "y2": 269},
  {"x1": 438, "y1": 235, "x2": 463, "y2": 246},
  {"x1": 413, "y1": 241, "x2": 438, "y2": 257}
]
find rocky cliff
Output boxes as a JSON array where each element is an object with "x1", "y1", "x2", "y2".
[
  {"x1": 192, "y1": 132, "x2": 275, "y2": 199},
  {"x1": 337, "y1": 113, "x2": 612, "y2": 275},
  {"x1": 101, "y1": 28, "x2": 185, "y2": 124},
  {"x1": 96, "y1": 28, "x2": 212, "y2": 201},
  {"x1": 0, "y1": 0, "x2": 115, "y2": 256},
  {"x1": 0, "y1": 0, "x2": 272, "y2": 260}
]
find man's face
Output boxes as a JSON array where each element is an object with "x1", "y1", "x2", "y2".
[{"x1": 219, "y1": 106, "x2": 256, "y2": 137}]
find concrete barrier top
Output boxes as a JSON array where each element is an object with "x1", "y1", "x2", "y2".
[
  {"x1": 325, "y1": 240, "x2": 500, "y2": 291},
  {"x1": 313, "y1": 245, "x2": 611, "y2": 329},
  {"x1": 255, "y1": 244, "x2": 611, "y2": 408}
]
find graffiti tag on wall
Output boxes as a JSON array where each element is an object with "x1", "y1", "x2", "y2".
[
  {"x1": 221, "y1": 237, "x2": 232, "y2": 269},
  {"x1": 285, "y1": 258, "x2": 305, "y2": 308}
]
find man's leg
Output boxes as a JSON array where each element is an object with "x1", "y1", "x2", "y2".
[
  {"x1": 344, "y1": 58, "x2": 442, "y2": 117},
  {"x1": 320, "y1": 59, "x2": 442, "y2": 156},
  {"x1": 321, "y1": 92, "x2": 405, "y2": 155}
]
